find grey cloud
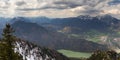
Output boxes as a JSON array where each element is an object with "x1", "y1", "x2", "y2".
[
  {"x1": 53, "y1": 1, "x2": 81, "y2": 8},
  {"x1": 52, "y1": 0, "x2": 105, "y2": 8},
  {"x1": 16, "y1": 1, "x2": 26, "y2": 6},
  {"x1": 17, "y1": 6, "x2": 67, "y2": 11},
  {"x1": 83, "y1": 10, "x2": 102, "y2": 15},
  {"x1": 38, "y1": 0, "x2": 106, "y2": 11},
  {"x1": 74, "y1": 8, "x2": 102, "y2": 15},
  {"x1": 1, "y1": 0, "x2": 120, "y2": 18},
  {"x1": 16, "y1": 8, "x2": 41, "y2": 11},
  {"x1": 109, "y1": 0, "x2": 120, "y2": 5},
  {"x1": 16, "y1": 1, "x2": 71, "y2": 11},
  {"x1": 15, "y1": 0, "x2": 110, "y2": 11}
]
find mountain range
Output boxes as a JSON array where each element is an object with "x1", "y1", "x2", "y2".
[
  {"x1": 0, "y1": 15, "x2": 120, "y2": 52},
  {"x1": 11, "y1": 20, "x2": 107, "y2": 52}
]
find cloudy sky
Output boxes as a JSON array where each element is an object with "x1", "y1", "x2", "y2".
[{"x1": 0, "y1": 0, "x2": 120, "y2": 18}]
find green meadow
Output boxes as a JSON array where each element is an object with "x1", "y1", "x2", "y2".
[{"x1": 58, "y1": 49, "x2": 92, "y2": 58}]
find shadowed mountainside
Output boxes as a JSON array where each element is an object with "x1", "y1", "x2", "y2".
[{"x1": 11, "y1": 20, "x2": 107, "y2": 52}]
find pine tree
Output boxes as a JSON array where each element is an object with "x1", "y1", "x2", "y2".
[
  {"x1": 87, "y1": 50, "x2": 118, "y2": 60},
  {"x1": 0, "y1": 24, "x2": 22, "y2": 60}
]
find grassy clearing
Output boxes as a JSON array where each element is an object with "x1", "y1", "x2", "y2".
[{"x1": 58, "y1": 49, "x2": 91, "y2": 58}]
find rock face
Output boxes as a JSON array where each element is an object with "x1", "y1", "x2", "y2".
[{"x1": 14, "y1": 39, "x2": 69, "y2": 60}]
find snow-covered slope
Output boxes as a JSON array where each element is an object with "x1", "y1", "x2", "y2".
[{"x1": 14, "y1": 39, "x2": 69, "y2": 60}]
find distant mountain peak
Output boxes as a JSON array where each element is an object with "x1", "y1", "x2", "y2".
[
  {"x1": 10, "y1": 17, "x2": 30, "y2": 24},
  {"x1": 95, "y1": 15, "x2": 115, "y2": 19},
  {"x1": 77, "y1": 15, "x2": 93, "y2": 19},
  {"x1": 76, "y1": 14, "x2": 118, "y2": 20},
  {"x1": 12, "y1": 17, "x2": 26, "y2": 21}
]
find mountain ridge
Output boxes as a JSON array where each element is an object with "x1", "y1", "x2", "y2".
[
  {"x1": 10, "y1": 20, "x2": 107, "y2": 52},
  {"x1": 0, "y1": 15, "x2": 119, "y2": 52},
  {"x1": 14, "y1": 38, "x2": 69, "y2": 60}
]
